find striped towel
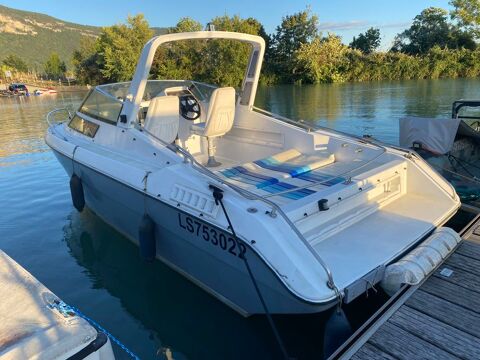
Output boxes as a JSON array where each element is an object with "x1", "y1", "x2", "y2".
[{"x1": 219, "y1": 149, "x2": 342, "y2": 200}]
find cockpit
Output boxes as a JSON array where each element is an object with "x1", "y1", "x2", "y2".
[
  {"x1": 79, "y1": 79, "x2": 237, "y2": 168},
  {"x1": 68, "y1": 32, "x2": 266, "y2": 169}
]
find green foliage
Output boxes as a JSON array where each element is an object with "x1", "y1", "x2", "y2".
[
  {"x1": 2, "y1": 54, "x2": 28, "y2": 72},
  {"x1": 44, "y1": 52, "x2": 67, "y2": 79},
  {"x1": 97, "y1": 15, "x2": 154, "y2": 82},
  {"x1": 202, "y1": 15, "x2": 265, "y2": 86},
  {"x1": 350, "y1": 28, "x2": 381, "y2": 54},
  {"x1": 293, "y1": 45, "x2": 480, "y2": 84},
  {"x1": 450, "y1": 0, "x2": 480, "y2": 38},
  {"x1": 70, "y1": 6, "x2": 480, "y2": 87},
  {"x1": 72, "y1": 36, "x2": 103, "y2": 85},
  {"x1": 268, "y1": 8, "x2": 319, "y2": 82},
  {"x1": 295, "y1": 34, "x2": 349, "y2": 83},
  {"x1": 392, "y1": 7, "x2": 476, "y2": 54},
  {"x1": 169, "y1": 17, "x2": 202, "y2": 33},
  {"x1": 71, "y1": 14, "x2": 153, "y2": 84},
  {"x1": 152, "y1": 15, "x2": 267, "y2": 87},
  {"x1": 148, "y1": 18, "x2": 203, "y2": 81}
]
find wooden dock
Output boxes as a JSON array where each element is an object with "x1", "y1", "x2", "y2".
[{"x1": 330, "y1": 214, "x2": 480, "y2": 360}]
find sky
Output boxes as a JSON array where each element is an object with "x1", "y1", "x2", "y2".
[{"x1": 0, "y1": 0, "x2": 453, "y2": 49}]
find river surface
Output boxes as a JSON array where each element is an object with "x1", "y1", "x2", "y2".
[{"x1": 0, "y1": 78, "x2": 478, "y2": 359}]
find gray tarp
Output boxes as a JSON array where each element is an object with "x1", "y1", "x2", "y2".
[{"x1": 400, "y1": 117, "x2": 461, "y2": 154}]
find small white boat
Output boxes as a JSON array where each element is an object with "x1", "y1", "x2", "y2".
[
  {"x1": 35, "y1": 88, "x2": 58, "y2": 96},
  {"x1": 0, "y1": 250, "x2": 115, "y2": 359},
  {"x1": 46, "y1": 31, "x2": 461, "y2": 316}
]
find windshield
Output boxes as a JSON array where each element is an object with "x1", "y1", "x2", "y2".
[
  {"x1": 98, "y1": 80, "x2": 218, "y2": 103},
  {"x1": 78, "y1": 89, "x2": 123, "y2": 124},
  {"x1": 142, "y1": 80, "x2": 218, "y2": 102}
]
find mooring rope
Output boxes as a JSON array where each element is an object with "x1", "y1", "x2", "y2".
[
  {"x1": 209, "y1": 185, "x2": 291, "y2": 360},
  {"x1": 49, "y1": 299, "x2": 141, "y2": 360}
]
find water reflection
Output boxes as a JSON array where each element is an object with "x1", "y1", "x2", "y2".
[
  {"x1": 0, "y1": 93, "x2": 86, "y2": 162},
  {"x1": 257, "y1": 84, "x2": 342, "y2": 122},
  {"x1": 63, "y1": 209, "x2": 304, "y2": 359},
  {"x1": 256, "y1": 78, "x2": 480, "y2": 145}
]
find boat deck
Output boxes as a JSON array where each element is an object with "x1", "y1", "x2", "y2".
[{"x1": 329, "y1": 213, "x2": 480, "y2": 360}]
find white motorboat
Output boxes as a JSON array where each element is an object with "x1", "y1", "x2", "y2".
[{"x1": 45, "y1": 31, "x2": 461, "y2": 316}]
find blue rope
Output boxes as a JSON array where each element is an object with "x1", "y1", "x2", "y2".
[{"x1": 50, "y1": 300, "x2": 141, "y2": 360}]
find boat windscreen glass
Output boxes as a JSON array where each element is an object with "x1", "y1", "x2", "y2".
[
  {"x1": 97, "y1": 82, "x2": 131, "y2": 100},
  {"x1": 78, "y1": 89, "x2": 123, "y2": 124}
]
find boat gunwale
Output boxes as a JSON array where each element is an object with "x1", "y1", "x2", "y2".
[{"x1": 46, "y1": 140, "x2": 340, "y2": 308}]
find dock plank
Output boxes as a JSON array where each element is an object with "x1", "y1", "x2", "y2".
[
  {"x1": 389, "y1": 306, "x2": 480, "y2": 359},
  {"x1": 368, "y1": 322, "x2": 458, "y2": 360},
  {"x1": 421, "y1": 276, "x2": 480, "y2": 312},
  {"x1": 350, "y1": 343, "x2": 398, "y2": 360},
  {"x1": 406, "y1": 289, "x2": 480, "y2": 338},
  {"x1": 433, "y1": 264, "x2": 480, "y2": 294},
  {"x1": 455, "y1": 241, "x2": 480, "y2": 259},
  {"x1": 444, "y1": 252, "x2": 480, "y2": 275}
]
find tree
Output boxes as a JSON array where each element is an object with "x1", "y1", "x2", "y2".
[
  {"x1": 269, "y1": 8, "x2": 319, "y2": 81},
  {"x1": 72, "y1": 14, "x2": 153, "y2": 84},
  {"x1": 2, "y1": 54, "x2": 28, "y2": 72},
  {"x1": 203, "y1": 15, "x2": 268, "y2": 86},
  {"x1": 450, "y1": 0, "x2": 480, "y2": 39},
  {"x1": 152, "y1": 17, "x2": 204, "y2": 81},
  {"x1": 97, "y1": 14, "x2": 154, "y2": 82},
  {"x1": 152, "y1": 15, "x2": 269, "y2": 87},
  {"x1": 393, "y1": 8, "x2": 451, "y2": 54},
  {"x1": 72, "y1": 36, "x2": 104, "y2": 84},
  {"x1": 169, "y1": 17, "x2": 202, "y2": 33},
  {"x1": 294, "y1": 34, "x2": 349, "y2": 83},
  {"x1": 350, "y1": 28, "x2": 381, "y2": 54},
  {"x1": 44, "y1": 52, "x2": 67, "y2": 79},
  {"x1": 392, "y1": 7, "x2": 476, "y2": 54}
]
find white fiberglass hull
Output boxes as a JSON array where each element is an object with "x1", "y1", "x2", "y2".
[{"x1": 52, "y1": 149, "x2": 335, "y2": 316}]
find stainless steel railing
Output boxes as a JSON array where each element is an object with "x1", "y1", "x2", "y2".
[
  {"x1": 46, "y1": 107, "x2": 72, "y2": 127},
  {"x1": 46, "y1": 108, "x2": 73, "y2": 141},
  {"x1": 138, "y1": 124, "x2": 341, "y2": 297}
]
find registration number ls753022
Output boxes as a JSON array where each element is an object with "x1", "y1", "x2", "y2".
[{"x1": 178, "y1": 213, "x2": 246, "y2": 258}]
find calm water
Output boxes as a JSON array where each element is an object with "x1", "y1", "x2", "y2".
[
  {"x1": 256, "y1": 78, "x2": 480, "y2": 144},
  {"x1": 0, "y1": 78, "x2": 478, "y2": 359}
]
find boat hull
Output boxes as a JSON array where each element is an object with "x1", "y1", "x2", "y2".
[{"x1": 53, "y1": 149, "x2": 334, "y2": 316}]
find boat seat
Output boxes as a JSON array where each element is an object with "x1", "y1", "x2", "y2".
[
  {"x1": 191, "y1": 87, "x2": 236, "y2": 167},
  {"x1": 218, "y1": 149, "x2": 342, "y2": 200},
  {"x1": 144, "y1": 95, "x2": 180, "y2": 144}
]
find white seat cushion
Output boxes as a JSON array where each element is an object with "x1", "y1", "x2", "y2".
[
  {"x1": 192, "y1": 87, "x2": 235, "y2": 138},
  {"x1": 144, "y1": 96, "x2": 179, "y2": 144}
]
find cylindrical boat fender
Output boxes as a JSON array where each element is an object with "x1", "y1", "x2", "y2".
[
  {"x1": 69, "y1": 174, "x2": 85, "y2": 212},
  {"x1": 139, "y1": 214, "x2": 156, "y2": 262},
  {"x1": 323, "y1": 307, "x2": 352, "y2": 359}
]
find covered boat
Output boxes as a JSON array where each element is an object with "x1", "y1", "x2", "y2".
[
  {"x1": 400, "y1": 100, "x2": 480, "y2": 207},
  {"x1": 46, "y1": 30, "x2": 461, "y2": 316}
]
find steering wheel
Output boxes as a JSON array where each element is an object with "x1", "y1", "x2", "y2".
[{"x1": 180, "y1": 94, "x2": 201, "y2": 120}]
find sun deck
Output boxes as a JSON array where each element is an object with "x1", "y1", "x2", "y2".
[{"x1": 328, "y1": 214, "x2": 480, "y2": 360}]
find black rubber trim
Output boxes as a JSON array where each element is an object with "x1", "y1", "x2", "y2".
[{"x1": 67, "y1": 332, "x2": 108, "y2": 360}]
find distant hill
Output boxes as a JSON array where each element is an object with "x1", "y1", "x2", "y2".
[{"x1": 0, "y1": 5, "x2": 168, "y2": 71}]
